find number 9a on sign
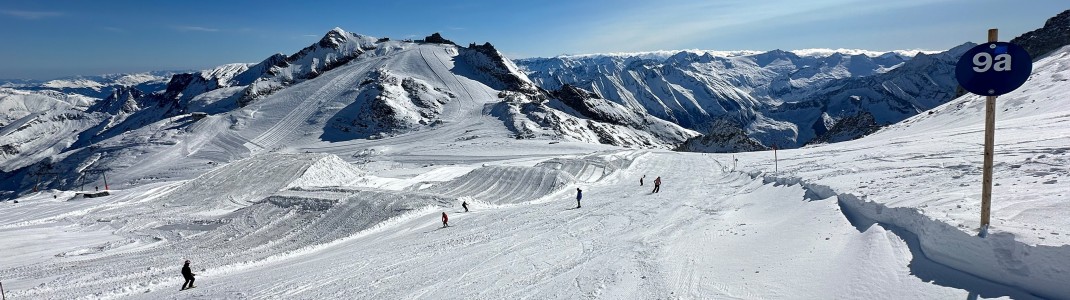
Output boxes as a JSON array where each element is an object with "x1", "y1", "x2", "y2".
[
  {"x1": 955, "y1": 42, "x2": 1031, "y2": 96},
  {"x1": 972, "y1": 51, "x2": 1012, "y2": 72}
]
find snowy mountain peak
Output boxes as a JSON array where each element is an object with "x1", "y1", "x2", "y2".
[
  {"x1": 790, "y1": 48, "x2": 939, "y2": 58},
  {"x1": 319, "y1": 27, "x2": 357, "y2": 49}
]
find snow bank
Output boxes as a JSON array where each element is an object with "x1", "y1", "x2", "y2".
[
  {"x1": 154, "y1": 153, "x2": 362, "y2": 212},
  {"x1": 728, "y1": 45, "x2": 1070, "y2": 299},
  {"x1": 755, "y1": 174, "x2": 1070, "y2": 299},
  {"x1": 284, "y1": 154, "x2": 364, "y2": 189}
]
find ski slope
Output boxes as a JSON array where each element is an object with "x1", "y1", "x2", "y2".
[
  {"x1": 1, "y1": 42, "x2": 1068, "y2": 300},
  {"x1": 0, "y1": 150, "x2": 990, "y2": 299}
]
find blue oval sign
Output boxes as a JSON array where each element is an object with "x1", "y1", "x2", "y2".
[{"x1": 955, "y1": 42, "x2": 1032, "y2": 96}]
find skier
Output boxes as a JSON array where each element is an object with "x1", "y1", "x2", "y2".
[
  {"x1": 462, "y1": 201, "x2": 469, "y2": 212},
  {"x1": 640, "y1": 175, "x2": 645, "y2": 186},
  {"x1": 180, "y1": 260, "x2": 196, "y2": 290},
  {"x1": 575, "y1": 188, "x2": 583, "y2": 208},
  {"x1": 441, "y1": 212, "x2": 449, "y2": 227},
  {"x1": 652, "y1": 176, "x2": 661, "y2": 193}
]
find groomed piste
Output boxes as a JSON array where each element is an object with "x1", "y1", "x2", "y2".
[{"x1": 1, "y1": 35, "x2": 1069, "y2": 300}]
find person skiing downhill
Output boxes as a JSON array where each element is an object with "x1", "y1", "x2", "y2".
[
  {"x1": 462, "y1": 201, "x2": 469, "y2": 212},
  {"x1": 575, "y1": 188, "x2": 583, "y2": 208},
  {"x1": 180, "y1": 260, "x2": 196, "y2": 290},
  {"x1": 640, "y1": 175, "x2": 645, "y2": 186},
  {"x1": 652, "y1": 176, "x2": 662, "y2": 193},
  {"x1": 442, "y1": 212, "x2": 449, "y2": 227}
]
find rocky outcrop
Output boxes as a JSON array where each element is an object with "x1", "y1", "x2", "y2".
[
  {"x1": 1010, "y1": 9, "x2": 1070, "y2": 60},
  {"x1": 677, "y1": 118, "x2": 767, "y2": 153},
  {"x1": 424, "y1": 32, "x2": 455, "y2": 45},
  {"x1": 807, "y1": 112, "x2": 881, "y2": 145}
]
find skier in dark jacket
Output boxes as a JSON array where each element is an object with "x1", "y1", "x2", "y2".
[
  {"x1": 442, "y1": 212, "x2": 449, "y2": 227},
  {"x1": 181, "y1": 260, "x2": 196, "y2": 290},
  {"x1": 462, "y1": 201, "x2": 469, "y2": 212},
  {"x1": 640, "y1": 175, "x2": 645, "y2": 186},
  {"x1": 575, "y1": 188, "x2": 583, "y2": 208},
  {"x1": 652, "y1": 176, "x2": 661, "y2": 193}
]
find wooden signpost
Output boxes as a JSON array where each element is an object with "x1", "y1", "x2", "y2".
[{"x1": 954, "y1": 28, "x2": 1032, "y2": 235}]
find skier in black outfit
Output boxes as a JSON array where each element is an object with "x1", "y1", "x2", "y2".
[
  {"x1": 181, "y1": 260, "x2": 196, "y2": 290},
  {"x1": 462, "y1": 201, "x2": 469, "y2": 212},
  {"x1": 640, "y1": 175, "x2": 645, "y2": 186},
  {"x1": 575, "y1": 188, "x2": 583, "y2": 208}
]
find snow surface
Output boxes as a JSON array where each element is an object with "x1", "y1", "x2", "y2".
[{"x1": 1, "y1": 39, "x2": 1068, "y2": 300}]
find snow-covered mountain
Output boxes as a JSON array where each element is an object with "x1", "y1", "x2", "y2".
[
  {"x1": 1, "y1": 42, "x2": 1068, "y2": 300},
  {"x1": 0, "y1": 71, "x2": 181, "y2": 99},
  {"x1": 2, "y1": 10, "x2": 1070, "y2": 299},
  {"x1": 516, "y1": 45, "x2": 966, "y2": 149},
  {"x1": 0, "y1": 29, "x2": 694, "y2": 198}
]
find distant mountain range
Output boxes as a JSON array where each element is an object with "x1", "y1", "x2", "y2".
[
  {"x1": 2, "y1": 10, "x2": 1068, "y2": 198},
  {"x1": 517, "y1": 44, "x2": 972, "y2": 150}
]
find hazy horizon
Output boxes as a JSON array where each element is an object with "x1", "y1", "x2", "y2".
[{"x1": 2, "y1": 0, "x2": 1067, "y2": 80}]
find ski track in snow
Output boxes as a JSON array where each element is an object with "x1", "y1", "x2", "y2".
[
  {"x1": 0, "y1": 150, "x2": 1006, "y2": 299},
  {"x1": 3, "y1": 44, "x2": 1070, "y2": 299}
]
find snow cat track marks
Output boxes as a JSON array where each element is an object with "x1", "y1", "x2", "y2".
[
  {"x1": 250, "y1": 61, "x2": 377, "y2": 150},
  {"x1": 427, "y1": 165, "x2": 573, "y2": 205},
  {"x1": 427, "y1": 46, "x2": 481, "y2": 108}
]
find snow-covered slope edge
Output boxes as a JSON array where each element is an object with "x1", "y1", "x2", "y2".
[{"x1": 736, "y1": 45, "x2": 1070, "y2": 298}]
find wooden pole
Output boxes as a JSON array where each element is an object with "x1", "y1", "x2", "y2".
[
  {"x1": 773, "y1": 145, "x2": 778, "y2": 173},
  {"x1": 2, "y1": 280, "x2": 6, "y2": 300},
  {"x1": 980, "y1": 28, "x2": 998, "y2": 231}
]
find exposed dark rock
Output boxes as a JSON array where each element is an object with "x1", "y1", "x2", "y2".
[
  {"x1": 550, "y1": 84, "x2": 605, "y2": 121},
  {"x1": 1010, "y1": 10, "x2": 1070, "y2": 60},
  {"x1": 677, "y1": 118, "x2": 767, "y2": 153},
  {"x1": 808, "y1": 112, "x2": 881, "y2": 145},
  {"x1": 424, "y1": 32, "x2": 455, "y2": 45},
  {"x1": 459, "y1": 42, "x2": 540, "y2": 95}
]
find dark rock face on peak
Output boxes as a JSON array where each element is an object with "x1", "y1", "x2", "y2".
[
  {"x1": 424, "y1": 32, "x2": 455, "y2": 45},
  {"x1": 457, "y1": 42, "x2": 541, "y2": 95},
  {"x1": 319, "y1": 28, "x2": 350, "y2": 48},
  {"x1": 676, "y1": 118, "x2": 767, "y2": 153},
  {"x1": 1010, "y1": 9, "x2": 1070, "y2": 60},
  {"x1": 90, "y1": 86, "x2": 146, "y2": 114},
  {"x1": 807, "y1": 111, "x2": 880, "y2": 145}
]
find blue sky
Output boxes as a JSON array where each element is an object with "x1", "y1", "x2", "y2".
[{"x1": 1, "y1": 0, "x2": 1067, "y2": 79}]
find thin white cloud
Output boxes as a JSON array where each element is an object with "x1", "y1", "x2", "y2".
[
  {"x1": 1, "y1": 9, "x2": 63, "y2": 20},
  {"x1": 173, "y1": 26, "x2": 220, "y2": 32},
  {"x1": 570, "y1": 0, "x2": 954, "y2": 53}
]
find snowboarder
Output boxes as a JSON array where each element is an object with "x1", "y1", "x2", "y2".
[
  {"x1": 652, "y1": 177, "x2": 661, "y2": 193},
  {"x1": 575, "y1": 188, "x2": 583, "y2": 208},
  {"x1": 441, "y1": 212, "x2": 449, "y2": 227},
  {"x1": 640, "y1": 175, "x2": 645, "y2": 186},
  {"x1": 180, "y1": 260, "x2": 196, "y2": 290},
  {"x1": 462, "y1": 201, "x2": 469, "y2": 212}
]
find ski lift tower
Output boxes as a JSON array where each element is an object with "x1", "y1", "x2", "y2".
[
  {"x1": 82, "y1": 168, "x2": 113, "y2": 191},
  {"x1": 30, "y1": 170, "x2": 61, "y2": 192}
]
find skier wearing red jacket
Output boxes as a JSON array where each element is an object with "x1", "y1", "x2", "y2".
[{"x1": 441, "y1": 212, "x2": 449, "y2": 227}]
